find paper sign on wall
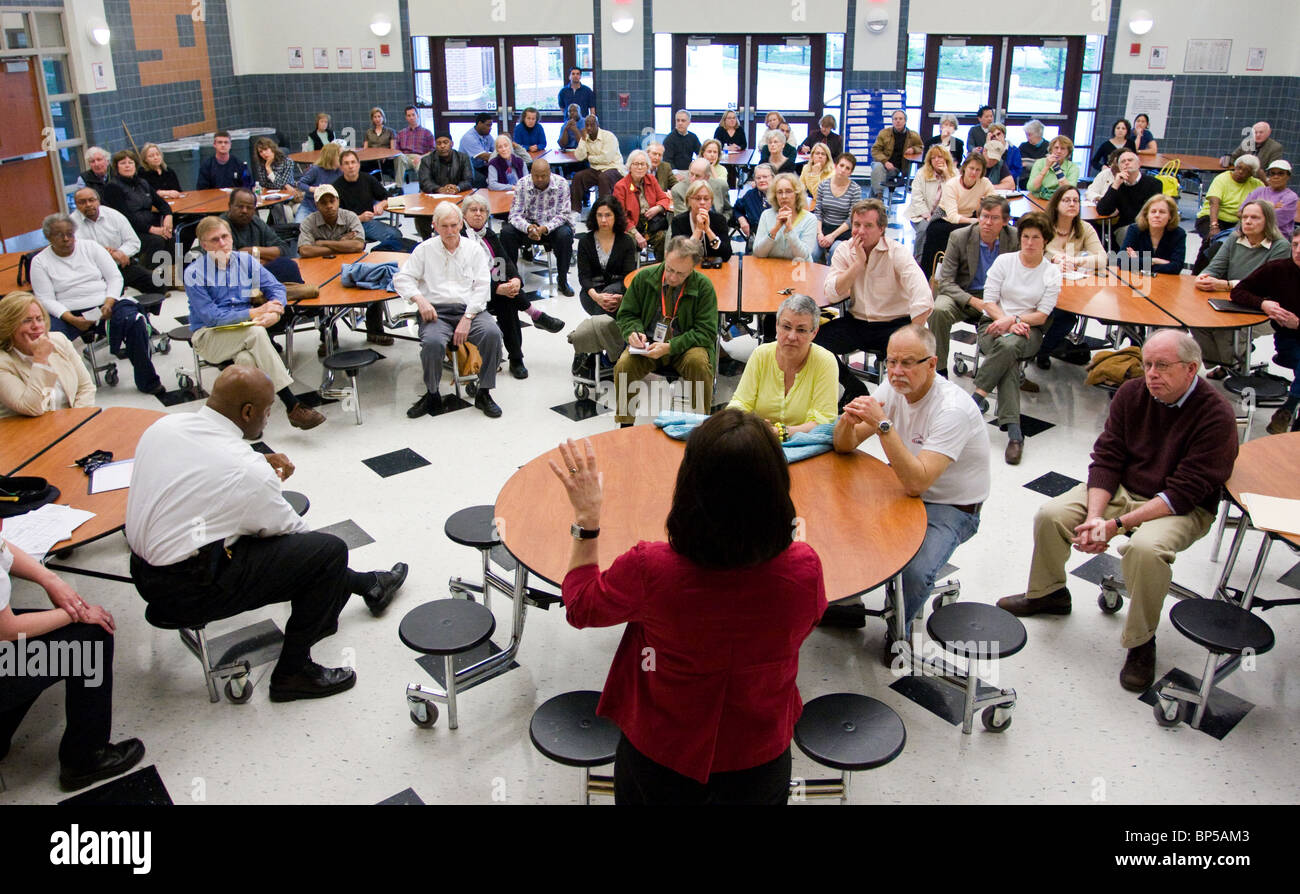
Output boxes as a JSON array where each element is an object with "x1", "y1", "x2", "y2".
[{"x1": 1123, "y1": 80, "x2": 1173, "y2": 139}]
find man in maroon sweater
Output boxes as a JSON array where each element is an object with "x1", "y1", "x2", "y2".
[
  {"x1": 997, "y1": 330, "x2": 1238, "y2": 691},
  {"x1": 1232, "y1": 231, "x2": 1300, "y2": 433}
]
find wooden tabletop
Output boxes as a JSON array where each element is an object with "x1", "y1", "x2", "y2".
[
  {"x1": 741, "y1": 257, "x2": 832, "y2": 314},
  {"x1": 0, "y1": 407, "x2": 101, "y2": 475},
  {"x1": 0, "y1": 266, "x2": 21, "y2": 294},
  {"x1": 1137, "y1": 273, "x2": 1269, "y2": 329},
  {"x1": 1011, "y1": 191, "x2": 1114, "y2": 223},
  {"x1": 290, "y1": 146, "x2": 398, "y2": 165},
  {"x1": 395, "y1": 188, "x2": 513, "y2": 216},
  {"x1": 294, "y1": 253, "x2": 367, "y2": 288},
  {"x1": 494, "y1": 425, "x2": 926, "y2": 599},
  {"x1": 301, "y1": 251, "x2": 407, "y2": 308},
  {"x1": 169, "y1": 189, "x2": 290, "y2": 216},
  {"x1": 623, "y1": 257, "x2": 741, "y2": 313},
  {"x1": 1225, "y1": 432, "x2": 1300, "y2": 548},
  {"x1": 0, "y1": 252, "x2": 24, "y2": 271},
  {"x1": 1055, "y1": 278, "x2": 1181, "y2": 327},
  {"x1": 14, "y1": 407, "x2": 166, "y2": 552},
  {"x1": 1141, "y1": 153, "x2": 1226, "y2": 173}
]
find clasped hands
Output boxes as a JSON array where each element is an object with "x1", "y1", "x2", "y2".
[{"x1": 840, "y1": 395, "x2": 886, "y2": 429}]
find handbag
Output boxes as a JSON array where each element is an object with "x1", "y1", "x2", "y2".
[{"x1": 1155, "y1": 159, "x2": 1181, "y2": 199}]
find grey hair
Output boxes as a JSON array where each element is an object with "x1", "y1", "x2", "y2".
[
  {"x1": 646, "y1": 141, "x2": 664, "y2": 152},
  {"x1": 688, "y1": 157, "x2": 710, "y2": 175},
  {"x1": 432, "y1": 201, "x2": 463, "y2": 226},
  {"x1": 42, "y1": 212, "x2": 75, "y2": 239},
  {"x1": 626, "y1": 149, "x2": 650, "y2": 167},
  {"x1": 1145, "y1": 329, "x2": 1201, "y2": 366},
  {"x1": 889, "y1": 323, "x2": 937, "y2": 356},
  {"x1": 753, "y1": 163, "x2": 775, "y2": 178},
  {"x1": 1235, "y1": 154, "x2": 1260, "y2": 173},
  {"x1": 939, "y1": 114, "x2": 958, "y2": 129},
  {"x1": 676, "y1": 109, "x2": 691, "y2": 121},
  {"x1": 1025, "y1": 119, "x2": 1044, "y2": 136},
  {"x1": 1236, "y1": 199, "x2": 1283, "y2": 244},
  {"x1": 665, "y1": 235, "x2": 703, "y2": 265},
  {"x1": 85, "y1": 146, "x2": 109, "y2": 162},
  {"x1": 777, "y1": 295, "x2": 820, "y2": 330},
  {"x1": 764, "y1": 128, "x2": 786, "y2": 147},
  {"x1": 460, "y1": 193, "x2": 489, "y2": 215}
]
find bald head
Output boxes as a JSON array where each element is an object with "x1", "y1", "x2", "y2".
[
  {"x1": 530, "y1": 158, "x2": 551, "y2": 190},
  {"x1": 207, "y1": 366, "x2": 276, "y2": 439},
  {"x1": 584, "y1": 114, "x2": 600, "y2": 138},
  {"x1": 1254, "y1": 121, "x2": 1272, "y2": 142},
  {"x1": 688, "y1": 158, "x2": 710, "y2": 181}
]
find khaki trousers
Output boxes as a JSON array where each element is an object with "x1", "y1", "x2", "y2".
[
  {"x1": 193, "y1": 325, "x2": 293, "y2": 392},
  {"x1": 1027, "y1": 483, "x2": 1214, "y2": 647},
  {"x1": 612, "y1": 347, "x2": 713, "y2": 424},
  {"x1": 927, "y1": 293, "x2": 981, "y2": 372}
]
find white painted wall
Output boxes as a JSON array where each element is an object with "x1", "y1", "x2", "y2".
[
  {"x1": 409, "y1": 0, "x2": 594, "y2": 36},
  {"x1": 853, "y1": 0, "x2": 899, "y2": 71},
  {"x1": 908, "y1": 0, "x2": 1111, "y2": 36},
  {"x1": 601, "y1": 0, "x2": 644, "y2": 71},
  {"x1": 651, "y1": 0, "x2": 848, "y2": 34},
  {"x1": 227, "y1": 0, "x2": 404, "y2": 75},
  {"x1": 63, "y1": 0, "x2": 117, "y2": 94},
  {"x1": 1112, "y1": 0, "x2": 1300, "y2": 77}
]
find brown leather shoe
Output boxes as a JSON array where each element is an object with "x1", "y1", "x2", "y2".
[
  {"x1": 1019, "y1": 377, "x2": 1040, "y2": 393},
  {"x1": 1267, "y1": 407, "x2": 1295, "y2": 436},
  {"x1": 996, "y1": 588, "x2": 1071, "y2": 616},
  {"x1": 367, "y1": 332, "x2": 395, "y2": 346},
  {"x1": 284, "y1": 283, "x2": 319, "y2": 302},
  {"x1": 1120, "y1": 637, "x2": 1157, "y2": 692},
  {"x1": 1005, "y1": 439, "x2": 1024, "y2": 465},
  {"x1": 287, "y1": 403, "x2": 325, "y2": 430}
]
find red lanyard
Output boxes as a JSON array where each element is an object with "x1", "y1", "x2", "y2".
[{"x1": 661, "y1": 270, "x2": 686, "y2": 321}]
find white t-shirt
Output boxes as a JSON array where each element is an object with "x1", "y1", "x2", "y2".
[
  {"x1": 874, "y1": 374, "x2": 991, "y2": 506},
  {"x1": 983, "y1": 251, "x2": 1060, "y2": 318}
]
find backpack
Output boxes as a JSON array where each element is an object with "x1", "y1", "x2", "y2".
[{"x1": 16, "y1": 250, "x2": 41, "y2": 288}]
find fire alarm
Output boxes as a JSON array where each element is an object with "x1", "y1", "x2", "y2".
[
  {"x1": 618, "y1": 93, "x2": 630, "y2": 110},
  {"x1": 1129, "y1": 43, "x2": 1141, "y2": 56},
  {"x1": 380, "y1": 44, "x2": 390, "y2": 57}
]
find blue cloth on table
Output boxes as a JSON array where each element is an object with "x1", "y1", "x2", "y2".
[
  {"x1": 653, "y1": 412, "x2": 835, "y2": 462},
  {"x1": 340, "y1": 261, "x2": 399, "y2": 291}
]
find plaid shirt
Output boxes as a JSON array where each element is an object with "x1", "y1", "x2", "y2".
[
  {"x1": 395, "y1": 125, "x2": 435, "y2": 156},
  {"x1": 508, "y1": 175, "x2": 573, "y2": 233}
]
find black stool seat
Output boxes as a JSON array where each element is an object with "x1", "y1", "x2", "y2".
[
  {"x1": 131, "y1": 293, "x2": 166, "y2": 312},
  {"x1": 283, "y1": 490, "x2": 310, "y2": 516},
  {"x1": 529, "y1": 690, "x2": 620, "y2": 768},
  {"x1": 322, "y1": 348, "x2": 381, "y2": 373},
  {"x1": 1170, "y1": 599, "x2": 1275, "y2": 656},
  {"x1": 168, "y1": 325, "x2": 193, "y2": 343},
  {"x1": 399, "y1": 599, "x2": 496, "y2": 656},
  {"x1": 794, "y1": 694, "x2": 906, "y2": 771},
  {"x1": 143, "y1": 604, "x2": 201, "y2": 631},
  {"x1": 444, "y1": 505, "x2": 499, "y2": 549},
  {"x1": 927, "y1": 602, "x2": 1027, "y2": 660}
]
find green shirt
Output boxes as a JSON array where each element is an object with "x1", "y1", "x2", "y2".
[{"x1": 617, "y1": 263, "x2": 719, "y2": 373}]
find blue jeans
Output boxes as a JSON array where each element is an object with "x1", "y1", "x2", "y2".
[
  {"x1": 900, "y1": 502, "x2": 981, "y2": 635},
  {"x1": 1275, "y1": 333, "x2": 1300, "y2": 399},
  {"x1": 362, "y1": 219, "x2": 410, "y2": 252}
]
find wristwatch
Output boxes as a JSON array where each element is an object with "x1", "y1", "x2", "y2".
[
  {"x1": 877, "y1": 419, "x2": 893, "y2": 435},
  {"x1": 570, "y1": 523, "x2": 600, "y2": 540},
  {"x1": 1114, "y1": 516, "x2": 1130, "y2": 535}
]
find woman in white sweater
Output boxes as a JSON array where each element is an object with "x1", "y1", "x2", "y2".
[
  {"x1": 906, "y1": 145, "x2": 956, "y2": 262},
  {"x1": 970, "y1": 213, "x2": 1061, "y2": 465},
  {"x1": 919, "y1": 153, "x2": 996, "y2": 276},
  {"x1": 1034, "y1": 185, "x2": 1105, "y2": 373},
  {"x1": 754, "y1": 173, "x2": 819, "y2": 261},
  {"x1": 0, "y1": 292, "x2": 95, "y2": 417}
]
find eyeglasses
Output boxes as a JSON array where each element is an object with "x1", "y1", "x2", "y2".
[
  {"x1": 886, "y1": 355, "x2": 933, "y2": 370},
  {"x1": 1142, "y1": 360, "x2": 1188, "y2": 373},
  {"x1": 777, "y1": 323, "x2": 815, "y2": 337}
]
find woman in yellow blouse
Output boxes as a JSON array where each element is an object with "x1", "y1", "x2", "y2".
[
  {"x1": 0, "y1": 292, "x2": 96, "y2": 417},
  {"x1": 799, "y1": 142, "x2": 834, "y2": 201},
  {"x1": 728, "y1": 295, "x2": 838, "y2": 438},
  {"x1": 699, "y1": 139, "x2": 727, "y2": 182}
]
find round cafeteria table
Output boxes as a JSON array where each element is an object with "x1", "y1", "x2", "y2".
[{"x1": 1214, "y1": 433, "x2": 1300, "y2": 612}]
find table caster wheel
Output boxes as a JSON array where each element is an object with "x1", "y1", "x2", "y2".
[
  {"x1": 982, "y1": 704, "x2": 1013, "y2": 732},
  {"x1": 156, "y1": 336, "x2": 171, "y2": 355},
  {"x1": 952, "y1": 358, "x2": 968, "y2": 376},
  {"x1": 1153, "y1": 697, "x2": 1183, "y2": 728},
  {"x1": 225, "y1": 676, "x2": 253, "y2": 704},
  {"x1": 574, "y1": 384, "x2": 589, "y2": 400},
  {"x1": 177, "y1": 374, "x2": 194, "y2": 392},
  {"x1": 465, "y1": 383, "x2": 477, "y2": 399},
  {"x1": 1098, "y1": 589, "x2": 1123, "y2": 614},
  {"x1": 409, "y1": 698, "x2": 439, "y2": 729},
  {"x1": 105, "y1": 365, "x2": 120, "y2": 386}
]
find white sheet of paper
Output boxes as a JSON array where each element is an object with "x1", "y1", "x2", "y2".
[
  {"x1": 80, "y1": 306, "x2": 103, "y2": 324},
  {"x1": 2, "y1": 504, "x2": 96, "y2": 557},
  {"x1": 89, "y1": 459, "x2": 135, "y2": 495},
  {"x1": 628, "y1": 346, "x2": 651, "y2": 355},
  {"x1": 1241, "y1": 493, "x2": 1300, "y2": 537}
]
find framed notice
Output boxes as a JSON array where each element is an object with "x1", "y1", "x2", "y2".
[
  {"x1": 1184, "y1": 39, "x2": 1231, "y2": 74},
  {"x1": 312, "y1": 47, "x2": 328, "y2": 69},
  {"x1": 361, "y1": 47, "x2": 376, "y2": 70},
  {"x1": 1246, "y1": 47, "x2": 1266, "y2": 71},
  {"x1": 337, "y1": 48, "x2": 353, "y2": 70},
  {"x1": 1148, "y1": 46, "x2": 1167, "y2": 70},
  {"x1": 90, "y1": 61, "x2": 108, "y2": 90},
  {"x1": 288, "y1": 46, "x2": 304, "y2": 69}
]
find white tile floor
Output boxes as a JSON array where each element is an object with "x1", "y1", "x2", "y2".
[{"x1": 2, "y1": 203, "x2": 1298, "y2": 805}]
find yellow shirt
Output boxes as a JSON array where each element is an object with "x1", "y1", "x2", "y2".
[
  {"x1": 727, "y1": 342, "x2": 839, "y2": 427},
  {"x1": 1199, "y1": 173, "x2": 1264, "y2": 223}
]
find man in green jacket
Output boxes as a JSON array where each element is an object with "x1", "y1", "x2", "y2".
[{"x1": 613, "y1": 236, "x2": 718, "y2": 424}]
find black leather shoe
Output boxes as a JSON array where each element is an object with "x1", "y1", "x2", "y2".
[
  {"x1": 474, "y1": 388, "x2": 502, "y2": 418},
  {"x1": 535, "y1": 312, "x2": 565, "y2": 333},
  {"x1": 364, "y1": 562, "x2": 408, "y2": 617},
  {"x1": 269, "y1": 662, "x2": 357, "y2": 702},
  {"x1": 1120, "y1": 637, "x2": 1157, "y2": 692},
  {"x1": 557, "y1": 281, "x2": 575, "y2": 297},
  {"x1": 572, "y1": 352, "x2": 594, "y2": 378},
  {"x1": 59, "y1": 738, "x2": 146, "y2": 792},
  {"x1": 1035, "y1": 354, "x2": 1051, "y2": 370},
  {"x1": 996, "y1": 587, "x2": 1072, "y2": 616},
  {"x1": 407, "y1": 391, "x2": 442, "y2": 419},
  {"x1": 509, "y1": 359, "x2": 529, "y2": 379}
]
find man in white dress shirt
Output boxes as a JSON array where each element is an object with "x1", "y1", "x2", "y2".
[
  {"x1": 72, "y1": 186, "x2": 162, "y2": 294},
  {"x1": 393, "y1": 201, "x2": 505, "y2": 419},
  {"x1": 125, "y1": 366, "x2": 407, "y2": 702}
]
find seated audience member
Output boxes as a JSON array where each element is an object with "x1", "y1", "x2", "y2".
[
  {"x1": 925, "y1": 114, "x2": 965, "y2": 167},
  {"x1": 558, "y1": 104, "x2": 583, "y2": 151},
  {"x1": 1086, "y1": 150, "x2": 1121, "y2": 203},
  {"x1": 72, "y1": 187, "x2": 159, "y2": 293},
  {"x1": 968, "y1": 105, "x2": 995, "y2": 152},
  {"x1": 814, "y1": 198, "x2": 933, "y2": 403},
  {"x1": 1090, "y1": 118, "x2": 1135, "y2": 176},
  {"x1": 1246, "y1": 160, "x2": 1298, "y2": 239},
  {"x1": 1220, "y1": 121, "x2": 1284, "y2": 170},
  {"x1": 363, "y1": 106, "x2": 396, "y2": 150},
  {"x1": 670, "y1": 158, "x2": 731, "y2": 217},
  {"x1": 298, "y1": 185, "x2": 390, "y2": 347},
  {"x1": 758, "y1": 128, "x2": 796, "y2": 174},
  {"x1": 728, "y1": 294, "x2": 837, "y2": 435},
  {"x1": 558, "y1": 68, "x2": 595, "y2": 118},
  {"x1": 870, "y1": 110, "x2": 923, "y2": 199},
  {"x1": 501, "y1": 159, "x2": 576, "y2": 297},
  {"x1": 1233, "y1": 231, "x2": 1300, "y2": 433},
  {"x1": 920, "y1": 153, "x2": 996, "y2": 276},
  {"x1": 699, "y1": 139, "x2": 728, "y2": 182},
  {"x1": 834, "y1": 324, "x2": 990, "y2": 649},
  {"x1": 184, "y1": 216, "x2": 324, "y2": 430},
  {"x1": 1025, "y1": 136, "x2": 1079, "y2": 200},
  {"x1": 138, "y1": 143, "x2": 182, "y2": 201},
  {"x1": 928, "y1": 196, "x2": 1016, "y2": 375},
  {"x1": 29, "y1": 214, "x2": 165, "y2": 397},
  {"x1": 0, "y1": 527, "x2": 143, "y2": 790},
  {"x1": 1193, "y1": 199, "x2": 1289, "y2": 376},
  {"x1": 460, "y1": 114, "x2": 496, "y2": 188},
  {"x1": 76, "y1": 146, "x2": 112, "y2": 197},
  {"x1": 197, "y1": 131, "x2": 251, "y2": 190},
  {"x1": 663, "y1": 109, "x2": 702, "y2": 174},
  {"x1": 1033, "y1": 185, "x2": 1107, "y2": 374},
  {"x1": 513, "y1": 107, "x2": 547, "y2": 153},
  {"x1": 393, "y1": 202, "x2": 505, "y2": 420},
  {"x1": 334, "y1": 149, "x2": 408, "y2": 253},
  {"x1": 394, "y1": 106, "x2": 436, "y2": 185},
  {"x1": 799, "y1": 115, "x2": 843, "y2": 160},
  {"x1": 416, "y1": 134, "x2": 475, "y2": 240},
  {"x1": 813, "y1": 153, "x2": 862, "y2": 264},
  {"x1": 968, "y1": 213, "x2": 1061, "y2": 465},
  {"x1": 1095, "y1": 148, "x2": 1163, "y2": 237},
  {"x1": 550, "y1": 410, "x2": 826, "y2": 805},
  {"x1": 252, "y1": 137, "x2": 302, "y2": 195},
  {"x1": 126, "y1": 366, "x2": 407, "y2": 702},
  {"x1": 487, "y1": 134, "x2": 526, "y2": 191},
  {"x1": 1120, "y1": 193, "x2": 1187, "y2": 276},
  {"x1": 0, "y1": 292, "x2": 95, "y2": 416},
  {"x1": 906, "y1": 146, "x2": 955, "y2": 263},
  {"x1": 613, "y1": 150, "x2": 672, "y2": 261},
  {"x1": 713, "y1": 109, "x2": 747, "y2": 153},
  {"x1": 294, "y1": 142, "x2": 343, "y2": 224},
  {"x1": 800, "y1": 142, "x2": 834, "y2": 199},
  {"x1": 647, "y1": 142, "x2": 675, "y2": 194},
  {"x1": 577, "y1": 197, "x2": 639, "y2": 317},
  {"x1": 753, "y1": 172, "x2": 818, "y2": 262},
  {"x1": 763, "y1": 110, "x2": 786, "y2": 135},
  {"x1": 732, "y1": 164, "x2": 774, "y2": 247},
  {"x1": 672, "y1": 180, "x2": 732, "y2": 262},
  {"x1": 981, "y1": 124, "x2": 1019, "y2": 188},
  {"x1": 308, "y1": 112, "x2": 335, "y2": 151},
  {"x1": 1018, "y1": 119, "x2": 1049, "y2": 184},
  {"x1": 222, "y1": 188, "x2": 312, "y2": 297},
  {"x1": 461, "y1": 193, "x2": 562, "y2": 380},
  {"x1": 102, "y1": 150, "x2": 173, "y2": 265},
  {"x1": 611, "y1": 237, "x2": 718, "y2": 425},
  {"x1": 571, "y1": 115, "x2": 625, "y2": 212},
  {"x1": 1193, "y1": 155, "x2": 1264, "y2": 271},
  {"x1": 997, "y1": 330, "x2": 1237, "y2": 691},
  {"x1": 1131, "y1": 113, "x2": 1158, "y2": 156}
]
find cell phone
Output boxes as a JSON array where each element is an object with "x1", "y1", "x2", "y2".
[{"x1": 701, "y1": 257, "x2": 723, "y2": 269}]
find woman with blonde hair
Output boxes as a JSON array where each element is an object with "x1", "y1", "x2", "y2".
[
  {"x1": 713, "y1": 109, "x2": 746, "y2": 153},
  {"x1": 799, "y1": 142, "x2": 833, "y2": 198},
  {"x1": 0, "y1": 292, "x2": 95, "y2": 417},
  {"x1": 294, "y1": 142, "x2": 343, "y2": 222},
  {"x1": 137, "y1": 143, "x2": 182, "y2": 200},
  {"x1": 754, "y1": 172, "x2": 818, "y2": 260},
  {"x1": 906, "y1": 145, "x2": 955, "y2": 262},
  {"x1": 308, "y1": 112, "x2": 335, "y2": 151}
]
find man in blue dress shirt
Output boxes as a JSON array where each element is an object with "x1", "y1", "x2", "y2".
[
  {"x1": 459, "y1": 114, "x2": 496, "y2": 189},
  {"x1": 558, "y1": 68, "x2": 595, "y2": 118}
]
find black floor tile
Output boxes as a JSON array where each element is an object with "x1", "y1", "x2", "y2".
[
  {"x1": 551, "y1": 398, "x2": 609, "y2": 421},
  {"x1": 1025, "y1": 471, "x2": 1083, "y2": 497},
  {"x1": 951, "y1": 330, "x2": 977, "y2": 344},
  {"x1": 1018, "y1": 415, "x2": 1055, "y2": 438},
  {"x1": 442, "y1": 394, "x2": 472, "y2": 413},
  {"x1": 206, "y1": 619, "x2": 284, "y2": 670},
  {"x1": 173, "y1": 314, "x2": 189, "y2": 325},
  {"x1": 936, "y1": 563, "x2": 958, "y2": 579},
  {"x1": 292, "y1": 390, "x2": 338, "y2": 409},
  {"x1": 314, "y1": 519, "x2": 376, "y2": 550},
  {"x1": 363, "y1": 448, "x2": 431, "y2": 478},
  {"x1": 156, "y1": 388, "x2": 203, "y2": 407},
  {"x1": 378, "y1": 787, "x2": 425, "y2": 805},
  {"x1": 1278, "y1": 561, "x2": 1300, "y2": 592},
  {"x1": 59, "y1": 765, "x2": 173, "y2": 806},
  {"x1": 415, "y1": 639, "x2": 519, "y2": 691},
  {"x1": 889, "y1": 673, "x2": 1002, "y2": 727},
  {"x1": 1070, "y1": 554, "x2": 1122, "y2": 586},
  {"x1": 1138, "y1": 667, "x2": 1255, "y2": 740}
]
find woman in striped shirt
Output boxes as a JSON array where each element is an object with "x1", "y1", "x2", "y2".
[{"x1": 813, "y1": 153, "x2": 861, "y2": 264}]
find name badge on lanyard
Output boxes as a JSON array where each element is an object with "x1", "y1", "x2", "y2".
[
  {"x1": 653, "y1": 321, "x2": 669, "y2": 344},
  {"x1": 657, "y1": 272, "x2": 686, "y2": 345}
]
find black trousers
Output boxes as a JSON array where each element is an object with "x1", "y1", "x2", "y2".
[
  {"x1": 0, "y1": 612, "x2": 114, "y2": 766},
  {"x1": 812, "y1": 314, "x2": 911, "y2": 400},
  {"x1": 613, "y1": 735, "x2": 792, "y2": 805},
  {"x1": 920, "y1": 217, "x2": 964, "y2": 279},
  {"x1": 499, "y1": 222, "x2": 574, "y2": 281},
  {"x1": 130, "y1": 533, "x2": 353, "y2": 671},
  {"x1": 489, "y1": 289, "x2": 542, "y2": 362}
]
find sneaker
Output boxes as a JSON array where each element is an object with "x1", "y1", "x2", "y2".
[
  {"x1": 286, "y1": 404, "x2": 325, "y2": 430},
  {"x1": 1035, "y1": 354, "x2": 1052, "y2": 370},
  {"x1": 535, "y1": 312, "x2": 565, "y2": 333},
  {"x1": 1020, "y1": 378, "x2": 1040, "y2": 393},
  {"x1": 972, "y1": 392, "x2": 989, "y2": 414},
  {"x1": 1267, "y1": 406, "x2": 1295, "y2": 435}
]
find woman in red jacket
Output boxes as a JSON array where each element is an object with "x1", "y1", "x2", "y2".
[
  {"x1": 612, "y1": 149, "x2": 672, "y2": 262},
  {"x1": 549, "y1": 410, "x2": 827, "y2": 805}
]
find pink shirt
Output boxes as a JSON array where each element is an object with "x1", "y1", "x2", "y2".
[{"x1": 825, "y1": 235, "x2": 934, "y2": 322}]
